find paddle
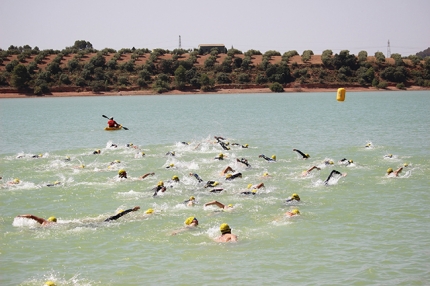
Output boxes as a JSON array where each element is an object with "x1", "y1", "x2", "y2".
[{"x1": 102, "y1": 115, "x2": 129, "y2": 130}]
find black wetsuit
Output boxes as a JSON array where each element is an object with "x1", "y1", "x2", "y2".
[
  {"x1": 190, "y1": 173, "x2": 203, "y2": 183},
  {"x1": 205, "y1": 181, "x2": 218, "y2": 188},
  {"x1": 293, "y1": 149, "x2": 308, "y2": 159},
  {"x1": 219, "y1": 141, "x2": 230, "y2": 150},
  {"x1": 240, "y1": 191, "x2": 256, "y2": 195},
  {"x1": 210, "y1": 188, "x2": 224, "y2": 193},
  {"x1": 237, "y1": 158, "x2": 251, "y2": 167},
  {"x1": 324, "y1": 170, "x2": 342, "y2": 185},
  {"x1": 104, "y1": 208, "x2": 134, "y2": 222},
  {"x1": 152, "y1": 186, "x2": 166, "y2": 196},
  {"x1": 226, "y1": 173, "x2": 242, "y2": 180},
  {"x1": 259, "y1": 155, "x2": 275, "y2": 162}
]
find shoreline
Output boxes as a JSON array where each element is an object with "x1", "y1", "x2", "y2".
[{"x1": 0, "y1": 86, "x2": 429, "y2": 98}]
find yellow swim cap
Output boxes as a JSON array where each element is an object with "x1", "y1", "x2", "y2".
[
  {"x1": 252, "y1": 189, "x2": 257, "y2": 193},
  {"x1": 213, "y1": 181, "x2": 219, "y2": 186},
  {"x1": 247, "y1": 184, "x2": 253, "y2": 189},
  {"x1": 244, "y1": 144, "x2": 248, "y2": 147},
  {"x1": 220, "y1": 223, "x2": 231, "y2": 234},
  {"x1": 172, "y1": 175, "x2": 179, "y2": 181},
  {"x1": 291, "y1": 209, "x2": 300, "y2": 215},
  {"x1": 271, "y1": 155, "x2": 276, "y2": 160},
  {"x1": 263, "y1": 172, "x2": 269, "y2": 177},
  {"x1": 158, "y1": 181, "x2": 164, "y2": 186},
  {"x1": 185, "y1": 216, "x2": 197, "y2": 225},
  {"x1": 44, "y1": 281, "x2": 56, "y2": 286},
  {"x1": 118, "y1": 169, "x2": 126, "y2": 175},
  {"x1": 226, "y1": 174, "x2": 232, "y2": 178},
  {"x1": 305, "y1": 154, "x2": 310, "y2": 158},
  {"x1": 47, "y1": 216, "x2": 57, "y2": 222},
  {"x1": 219, "y1": 153, "x2": 224, "y2": 157},
  {"x1": 190, "y1": 196, "x2": 195, "y2": 201},
  {"x1": 403, "y1": 163, "x2": 408, "y2": 167},
  {"x1": 141, "y1": 152, "x2": 145, "y2": 156},
  {"x1": 387, "y1": 168, "x2": 393, "y2": 174},
  {"x1": 115, "y1": 160, "x2": 121, "y2": 163},
  {"x1": 292, "y1": 193, "x2": 300, "y2": 199},
  {"x1": 65, "y1": 156, "x2": 70, "y2": 160},
  {"x1": 145, "y1": 208, "x2": 154, "y2": 214},
  {"x1": 228, "y1": 204, "x2": 233, "y2": 208},
  {"x1": 348, "y1": 160, "x2": 353, "y2": 163},
  {"x1": 13, "y1": 178, "x2": 20, "y2": 184},
  {"x1": 329, "y1": 161, "x2": 334, "y2": 164},
  {"x1": 80, "y1": 164, "x2": 85, "y2": 168}
]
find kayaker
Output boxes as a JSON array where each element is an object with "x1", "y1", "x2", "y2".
[{"x1": 107, "y1": 117, "x2": 119, "y2": 128}]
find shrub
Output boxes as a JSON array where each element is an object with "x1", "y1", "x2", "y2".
[
  {"x1": 377, "y1": 81, "x2": 388, "y2": 89},
  {"x1": 237, "y1": 73, "x2": 250, "y2": 83},
  {"x1": 11, "y1": 64, "x2": 30, "y2": 89},
  {"x1": 301, "y1": 50, "x2": 314, "y2": 62},
  {"x1": 396, "y1": 82, "x2": 406, "y2": 90},
  {"x1": 269, "y1": 82, "x2": 284, "y2": 92},
  {"x1": 216, "y1": 72, "x2": 231, "y2": 84}
]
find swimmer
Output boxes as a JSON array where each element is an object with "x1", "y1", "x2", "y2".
[
  {"x1": 104, "y1": 206, "x2": 140, "y2": 222},
  {"x1": 338, "y1": 158, "x2": 353, "y2": 165},
  {"x1": 204, "y1": 201, "x2": 233, "y2": 210},
  {"x1": 109, "y1": 160, "x2": 121, "y2": 166},
  {"x1": 144, "y1": 208, "x2": 154, "y2": 214},
  {"x1": 118, "y1": 169, "x2": 127, "y2": 179},
  {"x1": 285, "y1": 209, "x2": 300, "y2": 217},
  {"x1": 181, "y1": 142, "x2": 189, "y2": 145},
  {"x1": 240, "y1": 189, "x2": 257, "y2": 195},
  {"x1": 231, "y1": 143, "x2": 248, "y2": 148},
  {"x1": 236, "y1": 158, "x2": 251, "y2": 167},
  {"x1": 214, "y1": 153, "x2": 224, "y2": 160},
  {"x1": 46, "y1": 181, "x2": 61, "y2": 187},
  {"x1": 166, "y1": 151, "x2": 175, "y2": 156},
  {"x1": 225, "y1": 173, "x2": 242, "y2": 181},
  {"x1": 16, "y1": 214, "x2": 57, "y2": 226},
  {"x1": 32, "y1": 154, "x2": 43, "y2": 158},
  {"x1": 172, "y1": 217, "x2": 199, "y2": 235},
  {"x1": 189, "y1": 172, "x2": 203, "y2": 183},
  {"x1": 110, "y1": 143, "x2": 118, "y2": 148},
  {"x1": 365, "y1": 143, "x2": 372, "y2": 148},
  {"x1": 324, "y1": 160, "x2": 334, "y2": 165},
  {"x1": 140, "y1": 172, "x2": 155, "y2": 179},
  {"x1": 293, "y1": 149, "x2": 310, "y2": 159},
  {"x1": 93, "y1": 149, "x2": 101, "y2": 155},
  {"x1": 214, "y1": 136, "x2": 226, "y2": 142},
  {"x1": 209, "y1": 188, "x2": 224, "y2": 193},
  {"x1": 246, "y1": 182, "x2": 265, "y2": 190},
  {"x1": 8, "y1": 178, "x2": 21, "y2": 185},
  {"x1": 262, "y1": 172, "x2": 271, "y2": 178},
  {"x1": 324, "y1": 170, "x2": 347, "y2": 185},
  {"x1": 204, "y1": 181, "x2": 220, "y2": 188},
  {"x1": 259, "y1": 154, "x2": 276, "y2": 162},
  {"x1": 286, "y1": 193, "x2": 300, "y2": 203},
  {"x1": 64, "y1": 156, "x2": 71, "y2": 161},
  {"x1": 218, "y1": 141, "x2": 230, "y2": 150},
  {"x1": 171, "y1": 175, "x2": 180, "y2": 182},
  {"x1": 384, "y1": 154, "x2": 393, "y2": 158},
  {"x1": 166, "y1": 163, "x2": 175, "y2": 169},
  {"x1": 152, "y1": 181, "x2": 166, "y2": 196},
  {"x1": 184, "y1": 196, "x2": 196, "y2": 206},
  {"x1": 302, "y1": 166, "x2": 321, "y2": 176},
  {"x1": 215, "y1": 223, "x2": 238, "y2": 242},
  {"x1": 386, "y1": 167, "x2": 403, "y2": 177}
]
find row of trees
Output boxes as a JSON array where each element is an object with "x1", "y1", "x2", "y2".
[{"x1": 1, "y1": 41, "x2": 430, "y2": 94}]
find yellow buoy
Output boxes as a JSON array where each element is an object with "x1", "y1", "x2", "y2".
[{"x1": 337, "y1": 88, "x2": 346, "y2": 101}]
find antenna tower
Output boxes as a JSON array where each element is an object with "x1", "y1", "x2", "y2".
[
  {"x1": 387, "y1": 40, "x2": 391, "y2": 58},
  {"x1": 179, "y1": 35, "x2": 181, "y2": 49}
]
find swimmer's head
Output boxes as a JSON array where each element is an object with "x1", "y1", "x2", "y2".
[
  {"x1": 291, "y1": 193, "x2": 300, "y2": 200},
  {"x1": 115, "y1": 160, "x2": 121, "y2": 163},
  {"x1": 305, "y1": 154, "x2": 310, "y2": 158},
  {"x1": 213, "y1": 181, "x2": 219, "y2": 186},
  {"x1": 80, "y1": 164, "x2": 85, "y2": 168},
  {"x1": 218, "y1": 153, "x2": 224, "y2": 158},
  {"x1": 220, "y1": 223, "x2": 231, "y2": 234},
  {"x1": 271, "y1": 155, "x2": 276, "y2": 160},
  {"x1": 141, "y1": 152, "x2": 145, "y2": 156},
  {"x1": 189, "y1": 196, "x2": 195, "y2": 201},
  {"x1": 44, "y1": 281, "x2": 56, "y2": 286},
  {"x1": 13, "y1": 178, "x2": 20, "y2": 184},
  {"x1": 225, "y1": 174, "x2": 232, "y2": 179},
  {"x1": 252, "y1": 189, "x2": 257, "y2": 194},
  {"x1": 47, "y1": 216, "x2": 57, "y2": 222},
  {"x1": 118, "y1": 169, "x2": 126, "y2": 175},
  {"x1": 172, "y1": 175, "x2": 179, "y2": 182},
  {"x1": 243, "y1": 144, "x2": 248, "y2": 148},
  {"x1": 65, "y1": 156, "x2": 70, "y2": 160},
  {"x1": 110, "y1": 117, "x2": 113, "y2": 120},
  {"x1": 329, "y1": 160, "x2": 334, "y2": 165},
  {"x1": 247, "y1": 184, "x2": 253, "y2": 189},
  {"x1": 263, "y1": 172, "x2": 269, "y2": 177},
  {"x1": 157, "y1": 181, "x2": 164, "y2": 186},
  {"x1": 145, "y1": 208, "x2": 154, "y2": 214},
  {"x1": 168, "y1": 163, "x2": 174, "y2": 168},
  {"x1": 291, "y1": 209, "x2": 300, "y2": 215},
  {"x1": 403, "y1": 163, "x2": 409, "y2": 167},
  {"x1": 185, "y1": 217, "x2": 198, "y2": 225},
  {"x1": 228, "y1": 204, "x2": 233, "y2": 208},
  {"x1": 387, "y1": 168, "x2": 393, "y2": 174},
  {"x1": 348, "y1": 159, "x2": 353, "y2": 163}
]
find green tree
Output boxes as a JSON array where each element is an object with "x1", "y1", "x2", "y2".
[
  {"x1": 11, "y1": 64, "x2": 30, "y2": 89},
  {"x1": 269, "y1": 82, "x2": 284, "y2": 92},
  {"x1": 174, "y1": 65, "x2": 186, "y2": 90},
  {"x1": 73, "y1": 40, "x2": 93, "y2": 50},
  {"x1": 200, "y1": 73, "x2": 214, "y2": 91},
  {"x1": 216, "y1": 72, "x2": 231, "y2": 84}
]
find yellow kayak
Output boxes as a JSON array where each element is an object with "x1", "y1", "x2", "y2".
[{"x1": 104, "y1": 125, "x2": 122, "y2": 131}]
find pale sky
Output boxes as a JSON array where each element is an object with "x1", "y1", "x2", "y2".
[{"x1": 1, "y1": 0, "x2": 429, "y2": 56}]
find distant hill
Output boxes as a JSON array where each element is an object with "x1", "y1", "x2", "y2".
[
  {"x1": 1, "y1": 45, "x2": 429, "y2": 95},
  {"x1": 416, "y1": 47, "x2": 430, "y2": 58}
]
